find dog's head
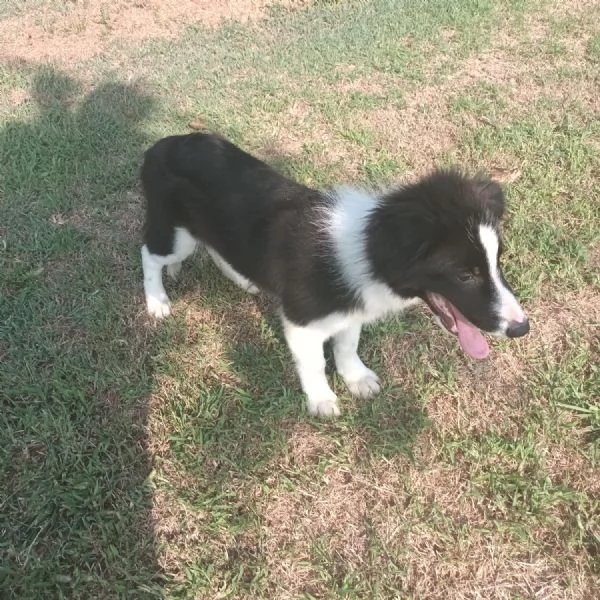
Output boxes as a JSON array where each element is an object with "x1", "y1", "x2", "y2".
[{"x1": 368, "y1": 170, "x2": 529, "y2": 359}]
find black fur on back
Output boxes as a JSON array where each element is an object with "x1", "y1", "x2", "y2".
[{"x1": 142, "y1": 133, "x2": 359, "y2": 324}]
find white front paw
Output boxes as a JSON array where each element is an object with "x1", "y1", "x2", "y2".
[
  {"x1": 345, "y1": 369, "x2": 381, "y2": 398},
  {"x1": 307, "y1": 393, "x2": 341, "y2": 418},
  {"x1": 147, "y1": 294, "x2": 172, "y2": 318}
]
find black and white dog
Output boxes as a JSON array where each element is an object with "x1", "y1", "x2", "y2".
[{"x1": 141, "y1": 133, "x2": 529, "y2": 416}]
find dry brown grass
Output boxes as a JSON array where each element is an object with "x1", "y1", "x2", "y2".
[
  {"x1": 264, "y1": 461, "x2": 403, "y2": 597},
  {"x1": 262, "y1": 99, "x2": 341, "y2": 160},
  {"x1": 283, "y1": 423, "x2": 337, "y2": 468},
  {"x1": 258, "y1": 419, "x2": 599, "y2": 599},
  {"x1": 398, "y1": 525, "x2": 597, "y2": 600},
  {"x1": 146, "y1": 276, "x2": 599, "y2": 596},
  {"x1": 151, "y1": 488, "x2": 207, "y2": 578},
  {"x1": 0, "y1": 0, "x2": 311, "y2": 64},
  {"x1": 254, "y1": 12, "x2": 593, "y2": 180},
  {"x1": 356, "y1": 102, "x2": 457, "y2": 176},
  {"x1": 337, "y1": 5, "x2": 599, "y2": 178},
  {"x1": 333, "y1": 73, "x2": 391, "y2": 96},
  {"x1": 391, "y1": 287, "x2": 600, "y2": 436}
]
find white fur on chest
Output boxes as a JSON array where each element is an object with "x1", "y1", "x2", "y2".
[
  {"x1": 308, "y1": 293, "x2": 421, "y2": 341},
  {"x1": 359, "y1": 281, "x2": 421, "y2": 323},
  {"x1": 319, "y1": 185, "x2": 422, "y2": 336}
]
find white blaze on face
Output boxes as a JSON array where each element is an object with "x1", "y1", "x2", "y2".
[{"x1": 478, "y1": 224, "x2": 525, "y2": 334}]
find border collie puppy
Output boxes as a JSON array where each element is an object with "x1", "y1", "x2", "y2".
[{"x1": 141, "y1": 133, "x2": 529, "y2": 417}]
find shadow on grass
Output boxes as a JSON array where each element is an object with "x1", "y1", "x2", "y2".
[{"x1": 0, "y1": 65, "x2": 163, "y2": 598}]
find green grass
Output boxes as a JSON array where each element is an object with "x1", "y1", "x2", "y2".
[{"x1": 1, "y1": 0, "x2": 600, "y2": 598}]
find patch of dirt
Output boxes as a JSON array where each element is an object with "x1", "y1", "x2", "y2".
[
  {"x1": 355, "y1": 99, "x2": 456, "y2": 177},
  {"x1": 379, "y1": 323, "x2": 428, "y2": 379},
  {"x1": 542, "y1": 0, "x2": 600, "y2": 20},
  {"x1": 283, "y1": 423, "x2": 336, "y2": 468},
  {"x1": 344, "y1": 52, "x2": 544, "y2": 177},
  {"x1": 263, "y1": 440, "x2": 599, "y2": 598},
  {"x1": 344, "y1": 51, "x2": 530, "y2": 177},
  {"x1": 264, "y1": 464, "x2": 403, "y2": 597},
  {"x1": 588, "y1": 243, "x2": 600, "y2": 273},
  {"x1": 526, "y1": 288, "x2": 600, "y2": 354},
  {"x1": 406, "y1": 455, "x2": 487, "y2": 525},
  {"x1": 543, "y1": 435, "x2": 600, "y2": 496},
  {"x1": 258, "y1": 98, "x2": 375, "y2": 182},
  {"x1": 151, "y1": 488, "x2": 213, "y2": 581},
  {"x1": 0, "y1": 0, "x2": 311, "y2": 65},
  {"x1": 399, "y1": 523, "x2": 598, "y2": 599},
  {"x1": 393, "y1": 288, "x2": 600, "y2": 439},
  {"x1": 260, "y1": 98, "x2": 344, "y2": 163},
  {"x1": 460, "y1": 33, "x2": 599, "y2": 117},
  {"x1": 457, "y1": 51, "x2": 551, "y2": 111},
  {"x1": 264, "y1": 99, "x2": 340, "y2": 157},
  {"x1": 348, "y1": 10, "x2": 599, "y2": 176},
  {"x1": 4, "y1": 88, "x2": 31, "y2": 107},
  {"x1": 426, "y1": 343, "x2": 535, "y2": 438},
  {"x1": 333, "y1": 73, "x2": 390, "y2": 96},
  {"x1": 462, "y1": 53, "x2": 524, "y2": 87}
]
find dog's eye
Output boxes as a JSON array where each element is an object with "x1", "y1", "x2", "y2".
[{"x1": 457, "y1": 270, "x2": 479, "y2": 283}]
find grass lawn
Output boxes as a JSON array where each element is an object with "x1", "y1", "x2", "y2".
[{"x1": 1, "y1": 0, "x2": 599, "y2": 598}]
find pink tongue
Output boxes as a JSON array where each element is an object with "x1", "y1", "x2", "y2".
[{"x1": 451, "y1": 308, "x2": 490, "y2": 359}]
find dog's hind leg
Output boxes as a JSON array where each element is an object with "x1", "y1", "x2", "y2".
[
  {"x1": 142, "y1": 227, "x2": 197, "y2": 318},
  {"x1": 206, "y1": 247, "x2": 259, "y2": 294}
]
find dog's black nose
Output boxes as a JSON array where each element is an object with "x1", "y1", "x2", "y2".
[{"x1": 506, "y1": 318, "x2": 530, "y2": 338}]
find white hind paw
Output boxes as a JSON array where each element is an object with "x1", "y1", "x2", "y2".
[{"x1": 147, "y1": 294, "x2": 171, "y2": 318}]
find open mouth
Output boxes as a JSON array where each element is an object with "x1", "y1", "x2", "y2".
[{"x1": 425, "y1": 292, "x2": 490, "y2": 360}]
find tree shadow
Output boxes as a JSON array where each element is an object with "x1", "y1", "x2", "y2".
[{"x1": 0, "y1": 65, "x2": 163, "y2": 598}]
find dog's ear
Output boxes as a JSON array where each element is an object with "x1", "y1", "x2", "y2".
[
  {"x1": 366, "y1": 200, "x2": 434, "y2": 274},
  {"x1": 474, "y1": 177, "x2": 505, "y2": 219}
]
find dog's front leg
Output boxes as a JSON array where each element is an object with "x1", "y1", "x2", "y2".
[
  {"x1": 282, "y1": 317, "x2": 340, "y2": 417},
  {"x1": 333, "y1": 324, "x2": 380, "y2": 398}
]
